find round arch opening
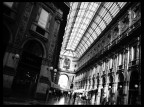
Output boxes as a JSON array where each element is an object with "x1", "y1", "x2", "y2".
[
  {"x1": 12, "y1": 39, "x2": 44, "y2": 98},
  {"x1": 58, "y1": 74, "x2": 69, "y2": 89}
]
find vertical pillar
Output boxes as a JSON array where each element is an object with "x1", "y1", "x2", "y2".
[
  {"x1": 128, "y1": 9, "x2": 133, "y2": 27},
  {"x1": 3, "y1": 44, "x2": 21, "y2": 95},
  {"x1": 35, "y1": 58, "x2": 51, "y2": 101}
]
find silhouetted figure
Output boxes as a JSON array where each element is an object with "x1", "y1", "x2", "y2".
[{"x1": 73, "y1": 93, "x2": 77, "y2": 105}]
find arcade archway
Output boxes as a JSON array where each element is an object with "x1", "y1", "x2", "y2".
[
  {"x1": 12, "y1": 39, "x2": 44, "y2": 98},
  {"x1": 117, "y1": 72, "x2": 124, "y2": 105},
  {"x1": 128, "y1": 70, "x2": 140, "y2": 105},
  {"x1": 58, "y1": 74, "x2": 69, "y2": 89}
]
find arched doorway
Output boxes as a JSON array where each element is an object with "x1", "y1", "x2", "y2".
[
  {"x1": 108, "y1": 75, "x2": 114, "y2": 105},
  {"x1": 117, "y1": 72, "x2": 124, "y2": 105},
  {"x1": 58, "y1": 74, "x2": 69, "y2": 89},
  {"x1": 100, "y1": 76, "x2": 106, "y2": 105},
  {"x1": 12, "y1": 40, "x2": 44, "y2": 98},
  {"x1": 128, "y1": 70, "x2": 140, "y2": 105}
]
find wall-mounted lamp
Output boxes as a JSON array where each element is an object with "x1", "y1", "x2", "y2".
[
  {"x1": 119, "y1": 85, "x2": 122, "y2": 88},
  {"x1": 12, "y1": 54, "x2": 20, "y2": 60},
  {"x1": 54, "y1": 69, "x2": 57, "y2": 73},
  {"x1": 135, "y1": 84, "x2": 138, "y2": 88},
  {"x1": 50, "y1": 66, "x2": 54, "y2": 70}
]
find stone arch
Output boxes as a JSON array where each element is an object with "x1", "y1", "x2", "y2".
[
  {"x1": 128, "y1": 69, "x2": 140, "y2": 105},
  {"x1": 21, "y1": 38, "x2": 46, "y2": 58},
  {"x1": 117, "y1": 72, "x2": 125, "y2": 90},
  {"x1": 12, "y1": 38, "x2": 45, "y2": 96}
]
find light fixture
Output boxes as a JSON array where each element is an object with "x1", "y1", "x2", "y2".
[
  {"x1": 54, "y1": 69, "x2": 57, "y2": 72},
  {"x1": 49, "y1": 66, "x2": 53, "y2": 70},
  {"x1": 15, "y1": 54, "x2": 20, "y2": 59},
  {"x1": 109, "y1": 86, "x2": 111, "y2": 88},
  {"x1": 135, "y1": 84, "x2": 138, "y2": 88},
  {"x1": 119, "y1": 85, "x2": 122, "y2": 88},
  {"x1": 12, "y1": 54, "x2": 20, "y2": 60}
]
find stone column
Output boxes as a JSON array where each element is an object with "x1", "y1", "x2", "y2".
[
  {"x1": 3, "y1": 44, "x2": 21, "y2": 95},
  {"x1": 35, "y1": 58, "x2": 51, "y2": 101},
  {"x1": 128, "y1": 9, "x2": 132, "y2": 27}
]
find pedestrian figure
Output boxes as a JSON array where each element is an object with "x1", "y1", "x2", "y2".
[
  {"x1": 73, "y1": 92, "x2": 77, "y2": 105},
  {"x1": 67, "y1": 92, "x2": 71, "y2": 104}
]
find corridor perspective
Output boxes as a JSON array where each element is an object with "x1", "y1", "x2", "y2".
[{"x1": 3, "y1": 2, "x2": 141, "y2": 105}]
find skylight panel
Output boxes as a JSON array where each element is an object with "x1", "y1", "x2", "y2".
[
  {"x1": 99, "y1": 8, "x2": 107, "y2": 17},
  {"x1": 109, "y1": 3, "x2": 119, "y2": 17},
  {"x1": 95, "y1": 27, "x2": 101, "y2": 35},
  {"x1": 86, "y1": 40, "x2": 91, "y2": 46},
  {"x1": 94, "y1": 16, "x2": 102, "y2": 24},
  {"x1": 89, "y1": 36, "x2": 94, "y2": 43},
  {"x1": 111, "y1": 5, "x2": 119, "y2": 17},
  {"x1": 104, "y1": 2, "x2": 113, "y2": 9},
  {"x1": 91, "y1": 22, "x2": 97, "y2": 30},
  {"x1": 91, "y1": 31, "x2": 98, "y2": 39},
  {"x1": 88, "y1": 28, "x2": 94, "y2": 34},
  {"x1": 103, "y1": 13, "x2": 112, "y2": 25},
  {"x1": 99, "y1": 20, "x2": 106, "y2": 30},
  {"x1": 60, "y1": 2, "x2": 127, "y2": 59},
  {"x1": 85, "y1": 32, "x2": 90, "y2": 38},
  {"x1": 118, "y1": 2, "x2": 126, "y2": 8}
]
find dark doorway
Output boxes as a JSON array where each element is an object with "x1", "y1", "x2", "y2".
[
  {"x1": 128, "y1": 70, "x2": 139, "y2": 105},
  {"x1": 12, "y1": 40, "x2": 44, "y2": 98},
  {"x1": 117, "y1": 72, "x2": 124, "y2": 105}
]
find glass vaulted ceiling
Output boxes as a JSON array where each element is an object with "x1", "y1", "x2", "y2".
[{"x1": 60, "y1": 2, "x2": 127, "y2": 58}]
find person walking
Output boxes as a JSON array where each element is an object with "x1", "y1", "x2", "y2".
[{"x1": 72, "y1": 92, "x2": 77, "y2": 105}]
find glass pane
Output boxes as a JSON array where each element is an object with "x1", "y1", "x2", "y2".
[
  {"x1": 118, "y1": 2, "x2": 126, "y2": 8},
  {"x1": 95, "y1": 27, "x2": 101, "y2": 35},
  {"x1": 95, "y1": 16, "x2": 101, "y2": 24},
  {"x1": 99, "y1": 20, "x2": 106, "y2": 30},
  {"x1": 88, "y1": 36, "x2": 94, "y2": 43},
  {"x1": 109, "y1": 3, "x2": 119, "y2": 17},
  {"x1": 99, "y1": 8, "x2": 107, "y2": 17},
  {"x1": 38, "y1": 9, "x2": 49, "y2": 28},
  {"x1": 91, "y1": 31, "x2": 98, "y2": 39},
  {"x1": 88, "y1": 28, "x2": 93, "y2": 34},
  {"x1": 104, "y1": 2, "x2": 113, "y2": 10},
  {"x1": 103, "y1": 13, "x2": 112, "y2": 24}
]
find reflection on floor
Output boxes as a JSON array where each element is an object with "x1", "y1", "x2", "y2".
[{"x1": 4, "y1": 94, "x2": 88, "y2": 105}]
